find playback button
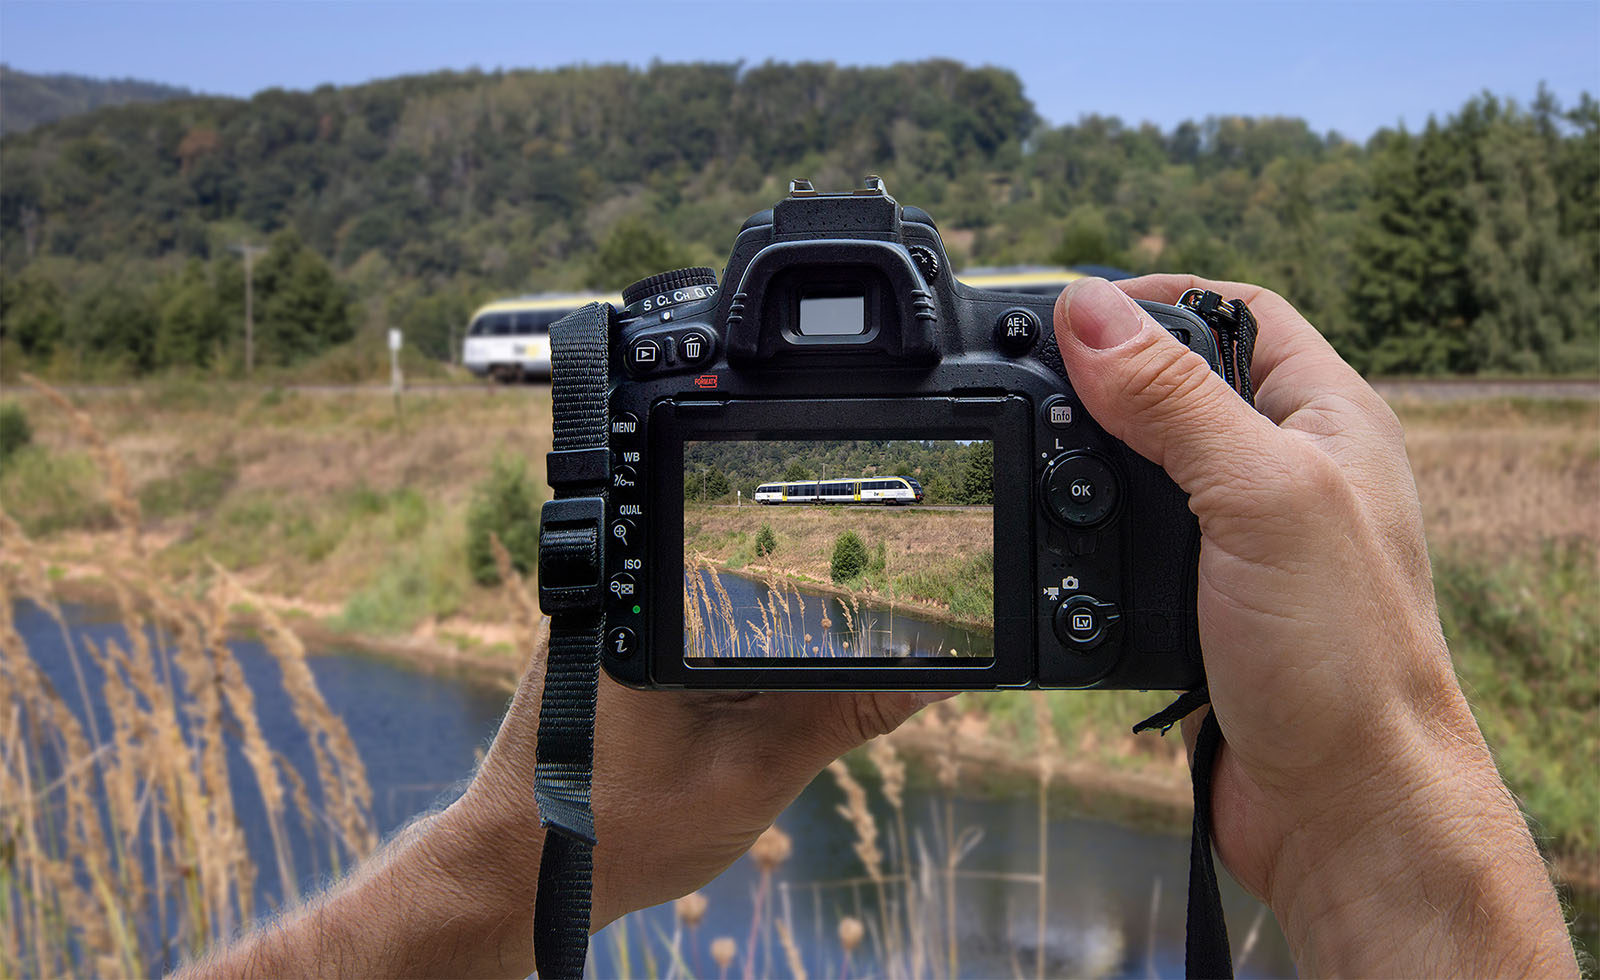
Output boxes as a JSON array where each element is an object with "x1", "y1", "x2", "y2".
[{"x1": 627, "y1": 339, "x2": 661, "y2": 373}]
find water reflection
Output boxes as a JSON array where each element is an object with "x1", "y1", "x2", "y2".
[{"x1": 685, "y1": 566, "x2": 994, "y2": 659}]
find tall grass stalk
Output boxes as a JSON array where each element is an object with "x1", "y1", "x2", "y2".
[{"x1": 0, "y1": 381, "x2": 377, "y2": 974}]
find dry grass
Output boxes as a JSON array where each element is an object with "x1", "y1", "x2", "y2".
[
  {"x1": 2, "y1": 383, "x2": 555, "y2": 640},
  {"x1": 0, "y1": 381, "x2": 378, "y2": 975},
  {"x1": 687, "y1": 505, "x2": 991, "y2": 587},
  {"x1": 1397, "y1": 399, "x2": 1599, "y2": 555}
]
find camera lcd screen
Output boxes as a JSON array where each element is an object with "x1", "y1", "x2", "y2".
[
  {"x1": 797, "y1": 295, "x2": 866, "y2": 336},
  {"x1": 683, "y1": 439, "x2": 995, "y2": 663}
]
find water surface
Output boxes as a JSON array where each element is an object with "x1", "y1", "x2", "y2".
[{"x1": 15, "y1": 599, "x2": 1301, "y2": 977}]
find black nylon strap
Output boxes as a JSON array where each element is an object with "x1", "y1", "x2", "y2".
[
  {"x1": 1133, "y1": 290, "x2": 1259, "y2": 980},
  {"x1": 534, "y1": 301, "x2": 612, "y2": 979},
  {"x1": 1186, "y1": 710, "x2": 1233, "y2": 979}
]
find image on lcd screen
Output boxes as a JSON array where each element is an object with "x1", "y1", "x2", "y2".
[{"x1": 684, "y1": 439, "x2": 994, "y2": 662}]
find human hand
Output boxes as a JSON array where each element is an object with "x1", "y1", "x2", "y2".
[
  {"x1": 1054, "y1": 276, "x2": 1577, "y2": 977},
  {"x1": 436, "y1": 619, "x2": 944, "y2": 973}
]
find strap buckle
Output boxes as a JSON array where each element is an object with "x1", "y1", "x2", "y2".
[{"x1": 538, "y1": 497, "x2": 606, "y2": 614}]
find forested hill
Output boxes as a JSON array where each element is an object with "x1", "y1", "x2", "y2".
[
  {"x1": 0, "y1": 61, "x2": 1595, "y2": 378},
  {"x1": 0, "y1": 65, "x2": 193, "y2": 136}
]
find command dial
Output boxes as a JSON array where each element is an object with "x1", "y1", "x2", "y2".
[{"x1": 622, "y1": 267, "x2": 719, "y2": 312}]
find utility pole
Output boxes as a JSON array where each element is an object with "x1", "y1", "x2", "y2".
[{"x1": 232, "y1": 242, "x2": 267, "y2": 376}]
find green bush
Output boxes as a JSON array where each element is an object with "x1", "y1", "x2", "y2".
[
  {"x1": 830, "y1": 530, "x2": 869, "y2": 583},
  {"x1": 137, "y1": 454, "x2": 237, "y2": 518},
  {"x1": 0, "y1": 448, "x2": 115, "y2": 535},
  {"x1": 466, "y1": 455, "x2": 541, "y2": 586},
  {"x1": 0, "y1": 401, "x2": 32, "y2": 464},
  {"x1": 1436, "y1": 541, "x2": 1599, "y2": 858},
  {"x1": 755, "y1": 523, "x2": 777, "y2": 557}
]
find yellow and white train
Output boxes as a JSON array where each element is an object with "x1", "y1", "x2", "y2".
[
  {"x1": 753, "y1": 477, "x2": 924, "y2": 505},
  {"x1": 462, "y1": 291, "x2": 620, "y2": 382}
]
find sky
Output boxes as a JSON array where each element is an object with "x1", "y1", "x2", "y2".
[{"x1": 1, "y1": 0, "x2": 1597, "y2": 140}]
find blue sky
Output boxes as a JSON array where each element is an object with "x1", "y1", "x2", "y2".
[{"x1": 2, "y1": 0, "x2": 1596, "y2": 139}]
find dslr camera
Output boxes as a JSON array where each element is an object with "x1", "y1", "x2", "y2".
[{"x1": 542, "y1": 177, "x2": 1241, "y2": 691}]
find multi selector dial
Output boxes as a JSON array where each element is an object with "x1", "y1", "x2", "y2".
[{"x1": 1040, "y1": 451, "x2": 1121, "y2": 528}]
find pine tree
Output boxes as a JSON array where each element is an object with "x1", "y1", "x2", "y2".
[
  {"x1": 959, "y1": 442, "x2": 994, "y2": 505},
  {"x1": 255, "y1": 230, "x2": 351, "y2": 366},
  {"x1": 155, "y1": 259, "x2": 227, "y2": 368}
]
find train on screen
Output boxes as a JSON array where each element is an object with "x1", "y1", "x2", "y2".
[{"x1": 753, "y1": 477, "x2": 925, "y2": 505}]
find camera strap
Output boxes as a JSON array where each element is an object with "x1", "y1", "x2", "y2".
[
  {"x1": 533, "y1": 301, "x2": 615, "y2": 979},
  {"x1": 1132, "y1": 288, "x2": 1261, "y2": 980}
]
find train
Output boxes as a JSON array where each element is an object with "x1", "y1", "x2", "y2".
[
  {"x1": 461, "y1": 291, "x2": 620, "y2": 382},
  {"x1": 753, "y1": 477, "x2": 924, "y2": 505}
]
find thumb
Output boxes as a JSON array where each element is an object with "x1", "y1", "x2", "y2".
[{"x1": 1054, "y1": 278, "x2": 1284, "y2": 501}]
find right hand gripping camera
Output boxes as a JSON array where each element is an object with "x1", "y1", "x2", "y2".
[{"x1": 539, "y1": 177, "x2": 1256, "y2": 691}]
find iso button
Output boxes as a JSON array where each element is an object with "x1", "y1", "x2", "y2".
[
  {"x1": 994, "y1": 307, "x2": 1040, "y2": 356},
  {"x1": 1041, "y1": 452, "x2": 1120, "y2": 528}
]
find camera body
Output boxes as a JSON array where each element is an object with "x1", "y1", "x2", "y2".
[{"x1": 570, "y1": 178, "x2": 1225, "y2": 691}]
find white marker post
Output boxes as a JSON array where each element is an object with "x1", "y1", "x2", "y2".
[
  {"x1": 388, "y1": 328, "x2": 404, "y2": 431},
  {"x1": 737, "y1": 489, "x2": 741, "y2": 509}
]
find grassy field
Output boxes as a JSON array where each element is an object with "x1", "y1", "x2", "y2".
[
  {"x1": 1, "y1": 383, "x2": 1595, "y2": 886},
  {"x1": 685, "y1": 502, "x2": 995, "y2": 626},
  {"x1": 1, "y1": 381, "x2": 553, "y2": 655}
]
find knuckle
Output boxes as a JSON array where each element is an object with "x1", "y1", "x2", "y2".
[
  {"x1": 835, "y1": 694, "x2": 911, "y2": 745},
  {"x1": 1117, "y1": 339, "x2": 1222, "y2": 425}
]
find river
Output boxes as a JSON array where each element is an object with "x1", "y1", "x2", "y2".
[
  {"x1": 12, "y1": 598, "x2": 1305, "y2": 977},
  {"x1": 687, "y1": 567, "x2": 994, "y2": 660}
]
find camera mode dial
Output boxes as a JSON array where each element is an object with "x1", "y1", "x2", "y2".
[{"x1": 622, "y1": 267, "x2": 719, "y2": 315}]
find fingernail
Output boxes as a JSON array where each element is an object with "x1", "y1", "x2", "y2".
[
  {"x1": 911, "y1": 691, "x2": 957, "y2": 708},
  {"x1": 1066, "y1": 278, "x2": 1146, "y2": 350}
]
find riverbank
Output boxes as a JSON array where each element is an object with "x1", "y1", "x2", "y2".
[
  {"x1": 685, "y1": 502, "x2": 995, "y2": 628},
  {"x1": 1, "y1": 382, "x2": 1595, "y2": 892}
]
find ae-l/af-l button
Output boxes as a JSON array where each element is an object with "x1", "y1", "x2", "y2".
[{"x1": 994, "y1": 308, "x2": 1040, "y2": 356}]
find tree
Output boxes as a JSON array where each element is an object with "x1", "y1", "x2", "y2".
[
  {"x1": 755, "y1": 523, "x2": 777, "y2": 557},
  {"x1": 958, "y1": 442, "x2": 993, "y2": 505},
  {"x1": 831, "y1": 531, "x2": 869, "y2": 583},
  {"x1": 465, "y1": 455, "x2": 541, "y2": 586},
  {"x1": 255, "y1": 229, "x2": 351, "y2": 366},
  {"x1": 583, "y1": 218, "x2": 691, "y2": 291},
  {"x1": 0, "y1": 272, "x2": 64, "y2": 360},
  {"x1": 781, "y1": 461, "x2": 813, "y2": 482},
  {"x1": 155, "y1": 259, "x2": 227, "y2": 368}
]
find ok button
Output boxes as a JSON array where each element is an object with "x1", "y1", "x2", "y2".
[{"x1": 1042, "y1": 452, "x2": 1120, "y2": 528}]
